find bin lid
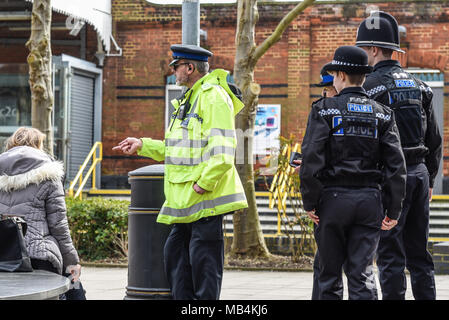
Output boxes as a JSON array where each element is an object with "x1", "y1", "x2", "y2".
[{"x1": 128, "y1": 164, "x2": 165, "y2": 177}]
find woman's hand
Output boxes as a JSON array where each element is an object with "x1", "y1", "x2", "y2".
[{"x1": 67, "y1": 264, "x2": 82, "y2": 282}]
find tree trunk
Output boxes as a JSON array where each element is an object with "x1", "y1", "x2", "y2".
[
  {"x1": 231, "y1": 0, "x2": 270, "y2": 258},
  {"x1": 231, "y1": 0, "x2": 316, "y2": 258},
  {"x1": 26, "y1": 0, "x2": 54, "y2": 155}
]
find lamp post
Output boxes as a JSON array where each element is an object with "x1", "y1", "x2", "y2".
[{"x1": 182, "y1": 0, "x2": 200, "y2": 46}]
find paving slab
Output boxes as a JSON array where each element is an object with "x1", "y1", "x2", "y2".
[{"x1": 80, "y1": 267, "x2": 449, "y2": 300}]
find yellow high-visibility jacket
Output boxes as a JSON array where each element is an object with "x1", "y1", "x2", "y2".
[{"x1": 138, "y1": 69, "x2": 248, "y2": 224}]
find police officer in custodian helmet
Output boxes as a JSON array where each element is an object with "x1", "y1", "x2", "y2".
[
  {"x1": 356, "y1": 11, "x2": 443, "y2": 300},
  {"x1": 300, "y1": 45, "x2": 406, "y2": 300}
]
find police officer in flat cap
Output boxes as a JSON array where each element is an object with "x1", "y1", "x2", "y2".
[
  {"x1": 306, "y1": 67, "x2": 338, "y2": 300},
  {"x1": 315, "y1": 69, "x2": 338, "y2": 98},
  {"x1": 113, "y1": 44, "x2": 248, "y2": 300},
  {"x1": 356, "y1": 11, "x2": 442, "y2": 300},
  {"x1": 299, "y1": 45, "x2": 406, "y2": 300}
]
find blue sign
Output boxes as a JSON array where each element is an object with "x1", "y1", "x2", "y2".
[
  {"x1": 394, "y1": 79, "x2": 416, "y2": 88},
  {"x1": 347, "y1": 103, "x2": 373, "y2": 113},
  {"x1": 332, "y1": 116, "x2": 343, "y2": 136}
]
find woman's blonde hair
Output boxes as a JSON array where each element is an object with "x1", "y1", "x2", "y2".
[{"x1": 5, "y1": 127, "x2": 46, "y2": 151}]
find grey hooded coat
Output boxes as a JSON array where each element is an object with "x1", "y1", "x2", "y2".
[{"x1": 0, "y1": 146, "x2": 79, "y2": 274}]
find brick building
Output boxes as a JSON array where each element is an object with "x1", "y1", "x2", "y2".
[
  {"x1": 0, "y1": 0, "x2": 109, "y2": 187},
  {"x1": 1, "y1": 1, "x2": 449, "y2": 192},
  {"x1": 102, "y1": 0, "x2": 449, "y2": 192}
]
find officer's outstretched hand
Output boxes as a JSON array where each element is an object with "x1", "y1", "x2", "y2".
[
  {"x1": 113, "y1": 137, "x2": 142, "y2": 155},
  {"x1": 381, "y1": 216, "x2": 397, "y2": 231}
]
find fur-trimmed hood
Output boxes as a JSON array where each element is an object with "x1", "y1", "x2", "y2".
[{"x1": 0, "y1": 146, "x2": 64, "y2": 192}]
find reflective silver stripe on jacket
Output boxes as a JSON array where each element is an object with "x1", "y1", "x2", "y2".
[
  {"x1": 165, "y1": 128, "x2": 235, "y2": 148},
  {"x1": 213, "y1": 84, "x2": 234, "y2": 111},
  {"x1": 160, "y1": 192, "x2": 247, "y2": 217},
  {"x1": 209, "y1": 128, "x2": 236, "y2": 138},
  {"x1": 165, "y1": 146, "x2": 236, "y2": 166}
]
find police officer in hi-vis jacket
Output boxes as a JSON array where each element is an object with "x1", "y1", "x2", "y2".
[
  {"x1": 356, "y1": 11, "x2": 442, "y2": 300},
  {"x1": 300, "y1": 45, "x2": 406, "y2": 300},
  {"x1": 113, "y1": 44, "x2": 248, "y2": 300}
]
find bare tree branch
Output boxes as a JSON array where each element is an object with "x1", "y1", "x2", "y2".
[{"x1": 252, "y1": 0, "x2": 316, "y2": 65}]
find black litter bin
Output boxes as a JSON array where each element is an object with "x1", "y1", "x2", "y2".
[{"x1": 125, "y1": 164, "x2": 172, "y2": 300}]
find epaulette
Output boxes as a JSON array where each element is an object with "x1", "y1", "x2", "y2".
[
  {"x1": 201, "y1": 83, "x2": 213, "y2": 91},
  {"x1": 312, "y1": 96, "x2": 325, "y2": 105}
]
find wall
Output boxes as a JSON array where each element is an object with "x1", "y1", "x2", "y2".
[{"x1": 100, "y1": 1, "x2": 449, "y2": 181}]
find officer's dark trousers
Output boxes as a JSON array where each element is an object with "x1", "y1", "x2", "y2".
[
  {"x1": 315, "y1": 187, "x2": 382, "y2": 300},
  {"x1": 163, "y1": 214, "x2": 224, "y2": 300},
  {"x1": 312, "y1": 249, "x2": 347, "y2": 299},
  {"x1": 377, "y1": 163, "x2": 436, "y2": 300},
  {"x1": 311, "y1": 249, "x2": 321, "y2": 300}
]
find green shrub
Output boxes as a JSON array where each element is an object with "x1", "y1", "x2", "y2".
[{"x1": 66, "y1": 197, "x2": 129, "y2": 261}]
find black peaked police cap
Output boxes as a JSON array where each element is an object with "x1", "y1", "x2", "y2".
[
  {"x1": 314, "y1": 68, "x2": 334, "y2": 87},
  {"x1": 169, "y1": 44, "x2": 213, "y2": 66},
  {"x1": 322, "y1": 46, "x2": 373, "y2": 75},
  {"x1": 356, "y1": 11, "x2": 405, "y2": 53}
]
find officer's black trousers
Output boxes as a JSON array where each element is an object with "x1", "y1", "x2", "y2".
[
  {"x1": 315, "y1": 187, "x2": 382, "y2": 300},
  {"x1": 311, "y1": 249, "x2": 347, "y2": 300},
  {"x1": 311, "y1": 249, "x2": 321, "y2": 300},
  {"x1": 377, "y1": 163, "x2": 436, "y2": 300},
  {"x1": 163, "y1": 214, "x2": 224, "y2": 300}
]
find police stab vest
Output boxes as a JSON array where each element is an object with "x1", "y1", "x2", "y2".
[
  {"x1": 375, "y1": 72, "x2": 426, "y2": 148},
  {"x1": 329, "y1": 96, "x2": 380, "y2": 166}
]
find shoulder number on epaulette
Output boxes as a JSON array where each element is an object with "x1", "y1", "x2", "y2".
[{"x1": 201, "y1": 83, "x2": 213, "y2": 91}]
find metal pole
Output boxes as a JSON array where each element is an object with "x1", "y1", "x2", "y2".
[{"x1": 182, "y1": 0, "x2": 200, "y2": 46}]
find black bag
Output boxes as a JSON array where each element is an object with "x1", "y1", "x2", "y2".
[{"x1": 0, "y1": 215, "x2": 33, "y2": 272}]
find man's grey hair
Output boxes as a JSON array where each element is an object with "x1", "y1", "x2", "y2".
[{"x1": 186, "y1": 59, "x2": 209, "y2": 75}]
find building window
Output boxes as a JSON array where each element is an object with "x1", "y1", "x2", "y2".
[{"x1": 0, "y1": 64, "x2": 31, "y2": 150}]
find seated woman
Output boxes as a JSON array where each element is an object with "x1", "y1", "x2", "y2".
[{"x1": 0, "y1": 127, "x2": 85, "y2": 300}]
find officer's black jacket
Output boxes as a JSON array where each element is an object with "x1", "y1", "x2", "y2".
[
  {"x1": 363, "y1": 60, "x2": 442, "y2": 188},
  {"x1": 300, "y1": 87, "x2": 406, "y2": 220}
]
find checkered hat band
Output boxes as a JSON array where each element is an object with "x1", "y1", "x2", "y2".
[{"x1": 332, "y1": 60, "x2": 369, "y2": 67}]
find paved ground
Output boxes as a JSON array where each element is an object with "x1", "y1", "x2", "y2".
[{"x1": 80, "y1": 266, "x2": 449, "y2": 300}]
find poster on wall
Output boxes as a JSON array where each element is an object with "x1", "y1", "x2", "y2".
[{"x1": 253, "y1": 104, "x2": 281, "y2": 155}]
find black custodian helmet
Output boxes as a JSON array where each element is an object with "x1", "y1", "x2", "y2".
[{"x1": 356, "y1": 11, "x2": 405, "y2": 53}]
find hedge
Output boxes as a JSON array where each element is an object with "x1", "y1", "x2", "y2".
[{"x1": 66, "y1": 197, "x2": 129, "y2": 261}]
